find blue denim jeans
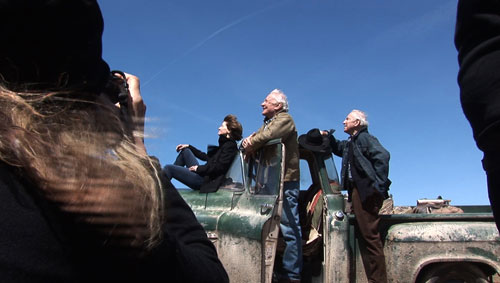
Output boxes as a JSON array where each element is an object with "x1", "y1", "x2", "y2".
[
  {"x1": 174, "y1": 148, "x2": 199, "y2": 167},
  {"x1": 163, "y1": 149, "x2": 204, "y2": 190},
  {"x1": 279, "y1": 181, "x2": 302, "y2": 280}
]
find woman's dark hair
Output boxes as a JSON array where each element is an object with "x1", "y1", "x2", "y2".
[
  {"x1": 224, "y1": 114, "x2": 243, "y2": 141},
  {"x1": 0, "y1": 0, "x2": 110, "y2": 92}
]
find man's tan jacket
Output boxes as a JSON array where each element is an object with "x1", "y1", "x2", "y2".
[{"x1": 250, "y1": 111, "x2": 300, "y2": 182}]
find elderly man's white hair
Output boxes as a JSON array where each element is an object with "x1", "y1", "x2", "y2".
[
  {"x1": 268, "y1": 89, "x2": 289, "y2": 111},
  {"x1": 350, "y1": 109, "x2": 369, "y2": 127}
]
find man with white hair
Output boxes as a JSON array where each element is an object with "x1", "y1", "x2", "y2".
[
  {"x1": 242, "y1": 89, "x2": 301, "y2": 283},
  {"x1": 322, "y1": 109, "x2": 390, "y2": 283}
]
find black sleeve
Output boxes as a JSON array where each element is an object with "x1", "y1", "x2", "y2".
[
  {"x1": 196, "y1": 142, "x2": 237, "y2": 177},
  {"x1": 188, "y1": 145, "x2": 208, "y2": 161},
  {"x1": 357, "y1": 134, "x2": 391, "y2": 190},
  {"x1": 328, "y1": 135, "x2": 347, "y2": 158},
  {"x1": 0, "y1": 159, "x2": 228, "y2": 283},
  {"x1": 147, "y1": 178, "x2": 229, "y2": 283}
]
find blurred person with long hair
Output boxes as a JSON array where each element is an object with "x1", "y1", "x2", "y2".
[{"x1": 0, "y1": 1, "x2": 228, "y2": 282}]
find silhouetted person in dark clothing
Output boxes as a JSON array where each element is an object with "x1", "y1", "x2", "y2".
[{"x1": 455, "y1": 0, "x2": 500, "y2": 232}]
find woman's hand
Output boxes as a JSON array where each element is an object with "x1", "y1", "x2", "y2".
[
  {"x1": 176, "y1": 144, "x2": 189, "y2": 152},
  {"x1": 242, "y1": 133, "x2": 256, "y2": 161},
  {"x1": 118, "y1": 72, "x2": 147, "y2": 154},
  {"x1": 189, "y1": 165, "x2": 198, "y2": 172},
  {"x1": 241, "y1": 133, "x2": 255, "y2": 150},
  {"x1": 123, "y1": 73, "x2": 145, "y2": 132}
]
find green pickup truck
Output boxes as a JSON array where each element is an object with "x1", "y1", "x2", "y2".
[{"x1": 178, "y1": 139, "x2": 500, "y2": 283}]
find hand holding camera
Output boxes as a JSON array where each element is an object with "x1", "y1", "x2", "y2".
[{"x1": 108, "y1": 70, "x2": 147, "y2": 154}]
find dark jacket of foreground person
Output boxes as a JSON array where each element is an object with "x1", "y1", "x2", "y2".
[{"x1": 0, "y1": 161, "x2": 228, "y2": 282}]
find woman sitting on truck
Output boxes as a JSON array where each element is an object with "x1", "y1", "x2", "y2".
[{"x1": 163, "y1": 114, "x2": 243, "y2": 192}]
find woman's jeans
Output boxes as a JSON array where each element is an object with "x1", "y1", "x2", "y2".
[
  {"x1": 163, "y1": 149, "x2": 204, "y2": 190},
  {"x1": 279, "y1": 181, "x2": 302, "y2": 280}
]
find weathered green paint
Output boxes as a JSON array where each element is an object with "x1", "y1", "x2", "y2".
[
  {"x1": 466, "y1": 246, "x2": 499, "y2": 262},
  {"x1": 386, "y1": 222, "x2": 499, "y2": 242},
  {"x1": 179, "y1": 185, "x2": 276, "y2": 238},
  {"x1": 178, "y1": 189, "x2": 207, "y2": 209},
  {"x1": 215, "y1": 233, "x2": 264, "y2": 283},
  {"x1": 217, "y1": 210, "x2": 271, "y2": 240}
]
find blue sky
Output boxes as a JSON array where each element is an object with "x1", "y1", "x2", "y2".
[{"x1": 98, "y1": 0, "x2": 487, "y2": 206}]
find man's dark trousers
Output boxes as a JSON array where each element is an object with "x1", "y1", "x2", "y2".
[{"x1": 351, "y1": 187, "x2": 387, "y2": 283}]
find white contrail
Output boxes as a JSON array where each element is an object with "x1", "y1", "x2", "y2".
[{"x1": 143, "y1": 1, "x2": 288, "y2": 86}]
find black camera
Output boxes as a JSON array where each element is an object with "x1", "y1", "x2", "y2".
[
  {"x1": 105, "y1": 70, "x2": 129, "y2": 110},
  {"x1": 104, "y1": 70, "x2": 134, "y2": 136}
]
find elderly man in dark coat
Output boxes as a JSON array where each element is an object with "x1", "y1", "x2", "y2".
[{"x1": 322, "y1": 109, "x2": 391, "y2": 283}]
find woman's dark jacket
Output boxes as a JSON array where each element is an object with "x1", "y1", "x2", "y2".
[
  {"x1": 329, "y1": 128, "x2": 391, "y2": 202},
  {"x1": 0, "y1": 162, "x2": 229, "y2": 282},
  {"x1": 188, "y1": 135, "x2": 238, "y2": 193}
]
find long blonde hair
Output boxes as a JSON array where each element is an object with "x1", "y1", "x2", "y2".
[{"x1": 0, "y1": 86, "x2": 163, "y2": 252}]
